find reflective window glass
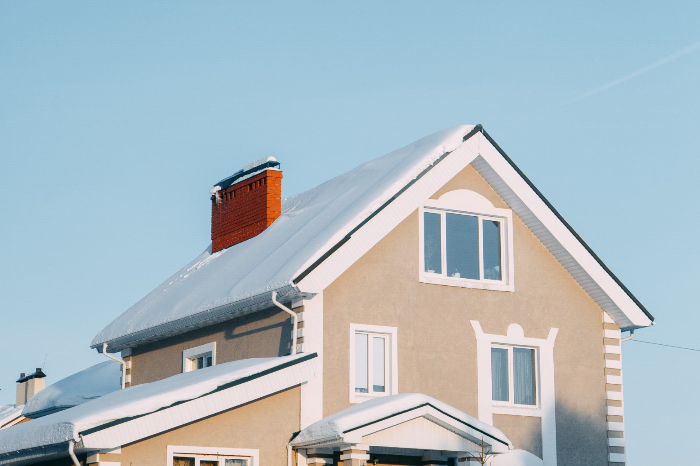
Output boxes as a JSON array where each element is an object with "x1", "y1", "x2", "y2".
[
  {"x1": 482, "y1": 219, "x2": 502, "y2": 280},
  {"x1": 372, "y1": 337, "x2": 386, "y2": 393},
  {"x1": 354, "y1": 333, "x2": 368, "y2": 393},
  {"x1": 424, "y1": 212, "x2": 442, "y2": 273},
  {"x1": 491, "y1": 347, "x2": 509, "y2": 402},
  {"x1": 446, "y1": 213, "x2": 479, "y2": 279}
]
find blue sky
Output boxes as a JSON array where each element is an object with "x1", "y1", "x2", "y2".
[{"x1": 1, "y1": 2, "x2": 698, "y2": 464}]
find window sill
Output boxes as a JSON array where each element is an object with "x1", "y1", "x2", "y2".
[
  {"x1": 351, "y1": 392, "x2": 389, "y2": 404},
  {"x1": 492, "y1": 404, "x2": 542, "y2": 417},
  {"x1": 419, "y1": 274, "x2": 514, "y2": 292}
]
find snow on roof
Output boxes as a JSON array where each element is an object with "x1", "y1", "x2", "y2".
[
  {"x1": 22, "y1": 361, "x2": 121, "y2": 419},
  {"x1": 290, "y1": 393, "x2": 511, "y2": 448},
  {"x1": 0, "y1": 353, "x2": 311, "y2": 456},
  {"x1": 92, "y1": 125, "x2": 473, "y2": 350},
  {"x1": 0, "y1": 405, "x2": 23, "y2": 429}
]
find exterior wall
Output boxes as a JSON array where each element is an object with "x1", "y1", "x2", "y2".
[
  {"x1": 96, "y1": 386, "x2": 301, "y2": 466},
  {"x1": 323, "y1": 165, "x2": 610, "y2": 465},
  {"x1": 129, "y1": 306, "x2": 293, "y2": 385}
]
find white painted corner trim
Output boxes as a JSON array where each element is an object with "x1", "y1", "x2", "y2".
[
  {"x1": 166, "y1": 446, "x2": 259, "y2": 466},
  {"x1": 471, "y1": 321, "x2": 558, "y2": 466},
  {"x1": 182, "y1": 342, "x2": 216, "y2": 373},
  {"x1": 349, "y1": 323, "x2": 399, "y2": 404}
]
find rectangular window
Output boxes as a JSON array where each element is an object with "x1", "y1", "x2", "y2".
[
  {"x1": 173, "y1": 455, "x2": 249, "y2": 466},
  {"x1": 182, "y1": 342, "x2": 216, "y2": 373},
  {"x1": 491, "y1": 345, "x2": 537, "y2": 406},
  {"x1": 423, "y1": 210, "x2": 504, "y2": 283},
  {"x1": 354, "y1": 331, "x2": 388, "y2": 395}
]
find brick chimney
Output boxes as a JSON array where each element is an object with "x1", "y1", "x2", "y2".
[
  {"x1": 210, "y1": 157, "x2": 282, "y2": 253},
  {"x1": 16, "y1": 368, "x2": 46, "y2": 406}
]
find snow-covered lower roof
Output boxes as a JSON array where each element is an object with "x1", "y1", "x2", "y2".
[
  {"x1": 0, "y1": 405, "x2": 23, "y2": 429},
  {"x1": 290, "y1": 393, "x2": 511, "y2": 453},
  {"x1": 0, "y1": 353, "x2": 315, "y2": 464},
  {"x1": 22, "y1": 361, "x2": 121, "y2": 419},
  {"x1": 92, "y1": 124, "x2": 652, "y2": 351}
]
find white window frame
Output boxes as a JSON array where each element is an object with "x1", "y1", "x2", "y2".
[
  {"x1": 349, "y1": 323, "x2": 398, "y2": 404},
  {"x1": 490, "y1": 344, "x2": 539, "y2": 408},
  {"x1": 419, "y1": 189, "x2": 514, "y2": 292},
  {"x1": 167, "y1": 446, "x2": 258, "y2": 466},
  {"x1": 182, "y1": 342, "x2": 216, "y2": 373}
]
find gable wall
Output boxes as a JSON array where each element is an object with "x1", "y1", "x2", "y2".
[
  {"x1": 129, "y1": 307, "x2": 293, "y2": 385},
  {"x1": 323, "y1": 165, "x2": 611, "y2": 465}
]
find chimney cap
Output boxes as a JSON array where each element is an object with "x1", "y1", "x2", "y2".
[
  {"x1": 16, "y1": 368, "x2": 46, "y2": 383},
  {"x1": 214, "y1": 157, "x2": 280, "y2": 191}
]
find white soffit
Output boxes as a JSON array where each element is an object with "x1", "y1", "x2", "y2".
[{"x1": 296, "y1": 129, "x2": 651, "y2": 330}]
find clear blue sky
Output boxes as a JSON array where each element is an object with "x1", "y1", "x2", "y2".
[{"x1": 1, "y1": 2, "x2": 698, "y2": 464}]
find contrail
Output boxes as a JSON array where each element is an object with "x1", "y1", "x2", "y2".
[{"x1": 563, "y1": 40, "x2": 700, "y2": 105}]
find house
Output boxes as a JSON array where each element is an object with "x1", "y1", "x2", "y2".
[{"x1": 0, "y1": 125, "x2": 653, "y2": 466}]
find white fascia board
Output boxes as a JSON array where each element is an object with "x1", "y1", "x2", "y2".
[
  {"x1": 474, "y1": 134, "x2": 651, "y2": 329},
  {"x1": 296, "y1": 135, "x2": 482, "y2": 293},
  {"x1": 80, "y1": 357, "x2": 315, "y2": 450}
]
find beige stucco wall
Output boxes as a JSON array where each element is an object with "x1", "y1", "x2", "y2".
[
  {"x1": 323, "y1": 165, "x2": 609, "y2": 465},
  {"x1": 130, "y1": 307, "x2": 293, "y2": 385},
  {"x1": 98, "y1": 386, "x2": 301, "y2": 466}
]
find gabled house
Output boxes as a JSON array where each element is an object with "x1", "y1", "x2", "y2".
[{"x1": 0, "y1": 125, "x2": 653, "y2": 466}]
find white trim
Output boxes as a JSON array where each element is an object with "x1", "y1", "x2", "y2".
[
  {"x1": 471, "y1": 321, "x2": 558, "y2": 466},
  {"x1": 607, "y1": 406, "x2": 624, "y2": 416},
  {"x1": 300, "y1": 292, "x2": 324, "y2": 428},
  {"x1": 349, "y1": 324, "x2": 398, "y2": 404},
  {"x1": 419, "y1": 190, "x2": 515, "y2": 292},
  {"x1": 607, "y1": 422, "x2": 625, "y2": 431},
  {"x1": 609, "y1": 452, "x2": 626, "y2": 462},
  {"x1": 166, "y1": 445, "x2": 259, "y2": 466},
  {"x1": 604, "y1": 329, "x2": 621, "y2": 339},
  {"x1": 81, "y1": 356, "x2": 316, "y2": 450},
  {"x1": 605, "y1": 345, "x2": 622, "y2": 354},
  {"x1": 604, "y1": 359, "x2": 622, "y2": 369},
  {"x1": 182, "y1": 342, "x2": 216, "y2": 373},
  {"x1": 607, "y1": 437, "x2": 625, "y2": 447},
  {"x1": 606, "y1": 391, "x2": 624, "y2": 401},
  {"x1": 606, "y1": 375, "x2": 623, "y2": 385}
]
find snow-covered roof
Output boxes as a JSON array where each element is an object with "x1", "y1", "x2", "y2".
[
  {"x1": 0, "y1": 353, "x2": 315, "y2": 463},
  {"x1": 22, "y1": 361, "x2": 121, "y2": 419},
  {"x1": 92, "y1": 124, "x2": 652, "y2": 351},
  {"x1": 0, "y1": 405, "x2": 23, "y2": 429},
  {"x1": 290, "y1": 393, "x2": 511, "y2": 452},
  {"x1": 92, "y1": 126, "x2": 474, "y2": 351}
]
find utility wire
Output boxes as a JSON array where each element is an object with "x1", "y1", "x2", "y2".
[{"x1": 627, "y1": 339, "x2": 700, "y2": 352}]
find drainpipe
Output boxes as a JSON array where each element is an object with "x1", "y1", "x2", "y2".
[
  {"x1": 68, "y1": 440, "x2": 80, "y2": 466},
  {"x1": 102, "y1": 343, "x2": 126, "y2": 389},
  {"x1": 621, "y1": 329, "x2": 634, "y2": 342},
  {"x1": 272, "y1": 291, "x2": 297, "y2": 356}
]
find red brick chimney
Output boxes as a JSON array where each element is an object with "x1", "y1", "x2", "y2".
[{"x1": 210, "y1": 157, "x2": 282, "y2": 253}]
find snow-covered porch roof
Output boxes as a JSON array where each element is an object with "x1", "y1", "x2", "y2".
[
  {"x1": 0, "y1": 353, "x2": 316, "y2": 466},
  {"x1": 290, "y1": 393, "x2": 512, "y2": 456}
]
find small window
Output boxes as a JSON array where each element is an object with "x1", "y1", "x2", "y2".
[
  {"x1": 182, "y1": 342, "x2": 216, "y2": 373},
  {"x1": 491, "y1": 345, "x2": 537, "y2": 406},
  {"x1": 349, "y1": 324, "x2": 398, "y2": 403},
  {"x1": 173, "y1": 455, "x2": 249, "y2": 466},
  {"x1": 168, "y1": 446, "x2": 258, "y2": 466}
]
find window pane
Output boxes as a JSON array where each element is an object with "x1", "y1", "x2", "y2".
[
  {"x1": 201, "y1": 461, "x2": 219, "y2": 466},
  {"x1": 491, "y1": 348, "x2": 509, "y2": 402},
  {"x1": 225, "y1": 460, "x2": 248, "y2": 466},
  {"x1": 195, "y1": 357, "x2": 204, "y2": 370},
  {"x1": 446, "y1": 213, "x2": 479, "y2": 279},
  {"x1": 355, "y1": 333, "x2": 368, "y2": 393},
  {"x1": 174, "y1": 458, "x2": 195, "y2": 466},
  {"x1": 482, "y1": 219, "x2": 502, "y2": 280},
  {"x1": 206, "y1": 355, "x2": 213, "y2": 367},
  {"x1": 372, "y1": 337, "x2": 386, "y2": 393},
  {"x1": 424, "y1": 212, "x2": 442, "y2": 273},
  {"x1": 513, "y1": 348, "x2": 536, "y2": 405}
]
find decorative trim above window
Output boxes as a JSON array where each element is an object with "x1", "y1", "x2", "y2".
[
  {"x1": 182, "y1": 342, "x2": 216, "y2": 373},
  {"x1": 419, "y1": 190, "x2": 514, "y2": 292},
  {"x1": 167, "y1": 445, "x2": 259, "y2": 466},
  {"x1": 349, "y1": 323, "x2": 398, "y2": 404}
]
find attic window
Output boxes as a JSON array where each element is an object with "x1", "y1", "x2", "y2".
[
  {"x1": 182, "y1": 342, "x2": 216, "y2": 373},
  {"x1": 419, "y1": 190, "x2": 514, "y2": 292}
]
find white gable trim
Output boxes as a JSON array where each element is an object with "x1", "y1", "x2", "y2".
[{"x1": 295, "y1": 129, "x2": 651, "y2": 330}]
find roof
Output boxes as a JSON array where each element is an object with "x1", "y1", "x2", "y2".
[
  {"x1": 290, "y1": 393, "x2": 511, "y2": 453},
  {"x1": 92, "y1": 125, "x2": 652, "y2": 351},
  {"x1": 0, "y1": 353, "x2": 315, "y2": 464},
  {"x1": 22, "y1": 361, "x2": 121, "y2": 419},
  {"x1": 16, "y1": 368, "x2": 46, "y2": 383},
  {"x1": 0, "y1": 405, "x2": 24, "y2": 429}
]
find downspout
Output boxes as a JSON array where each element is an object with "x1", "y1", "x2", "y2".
[
  {"x1": 272, "y1": 291, "x2": 297, "y2": 356},
  {"x1": 102, "y1": 343, "x2": 126, "y2": 389},
  {"x1": 621, "y1": 329, "x2": 635, "y2": 342},
  {"x1": 68, "y1": 440, "x2": 80, "y2": 466}
]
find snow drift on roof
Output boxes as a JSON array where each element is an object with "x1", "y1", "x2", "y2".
[
  {"x1": 0, "y1": 405, "x2": 23, "y2": 428},
  {"x1": 22, "y1": 361, "x2": 121, "y2": 419},
  {"x1": 92, "y1": 125, "x2": 474, "y2": 349},
  {"x1": 0, "y1": 354, "x2": 310, "y2": 456},
  {"x1": 290, "y1": 393, "x2": 510, "y2": 447}
]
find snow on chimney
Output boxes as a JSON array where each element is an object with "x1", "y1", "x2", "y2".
[
  {"x1": 210, "y1": 157, "x2": 282, "y2": 253},
  {"x1": 16, "y1": 368, "x2": 46, "y2": 406}
]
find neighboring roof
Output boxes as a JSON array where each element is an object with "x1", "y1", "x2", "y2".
[
  {"x1": 92, "y1": 124, "x2": 652, "y2": 351},
  {"x1": 0, "y1": 405, "x2": 24, "y2": 429},
  {"x1": 22, "y1": 361, "x2": 121, "y2": 419},
  {"x1": 290, "y1": 393, "x2": 511, "y2": 453},
  {"x1": 0, "y1": 353, "x2": 315, "y2": 465},
  {"x1": 16, "y1": 368, "x2": 46, "y2": 383}
]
